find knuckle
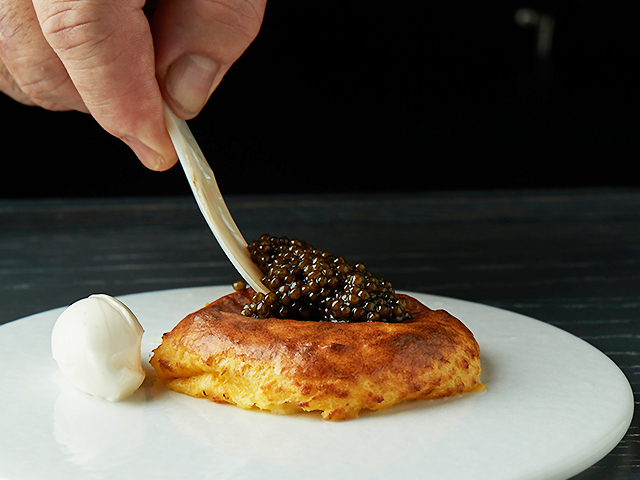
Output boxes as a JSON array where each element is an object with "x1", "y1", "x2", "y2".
[
  {"x1": 0, "y1": 0, "x2": 84, "y2": 110},
  {"x1": 4, "y1": 55, "x2": 81, "y2": 110},
  {"x1": 35, "y1": 0, "x2": 105, "y2": 56}
]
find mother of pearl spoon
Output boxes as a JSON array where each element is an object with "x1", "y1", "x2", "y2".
[{"x1": 163, "y1": 103, "x2": 268, "y2": 294}]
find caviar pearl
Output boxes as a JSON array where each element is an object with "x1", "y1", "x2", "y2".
[{"x1": 238, "y1": 235, "x2": 412, "y2": 323}]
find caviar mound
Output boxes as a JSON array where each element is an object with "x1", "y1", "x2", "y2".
[
  {"x1": 150, "y1": 289, "x2": 485, "y2": 421},
  {"x1": 241, "y1": 234, "x2": 411, "y2": 323}
]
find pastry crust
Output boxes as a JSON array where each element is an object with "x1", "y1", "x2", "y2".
[{"x1": 150, "y1": 289, "x2": 484, "y2": 420}]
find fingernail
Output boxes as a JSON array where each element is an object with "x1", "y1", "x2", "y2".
[
  {"x1": 122, "y1": 136, "x2": 167, "y2": 171},
  {"x1": 165, "y1": 54, "x2": 219, "y2": 116}
]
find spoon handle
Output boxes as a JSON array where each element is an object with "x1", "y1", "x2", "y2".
[{"x1": 164, "y1": 103, "x2": 268, "y2": 294}]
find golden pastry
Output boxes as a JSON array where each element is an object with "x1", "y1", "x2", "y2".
[{"x1": 150, "y1": 288, "x2": 484, "y2": 420}]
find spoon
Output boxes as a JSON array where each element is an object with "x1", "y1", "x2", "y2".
[{"x1": 163, "y1": 103, "x2": 268, "y2": 294}]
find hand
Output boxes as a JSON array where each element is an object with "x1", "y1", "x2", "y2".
[{"x1": 0, "y1": 0, "x2": 266, "y2": 170}]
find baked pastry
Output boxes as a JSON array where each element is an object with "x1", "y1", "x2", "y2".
[{"x1": 150, "y1": 288, "x2": 484, "y2": 421}]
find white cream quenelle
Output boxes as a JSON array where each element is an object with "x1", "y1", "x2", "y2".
[{"x1": 51, "y1": 294, "x2": 145, "y2": 401}]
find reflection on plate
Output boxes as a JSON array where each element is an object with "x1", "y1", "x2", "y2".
[{"x1": 0, "y1": 286, "x2": 633, "y2": 480}]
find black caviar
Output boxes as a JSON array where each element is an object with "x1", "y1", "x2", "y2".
[{"x1": 237, "y1": 234, "x2": 411, "y2": 323}]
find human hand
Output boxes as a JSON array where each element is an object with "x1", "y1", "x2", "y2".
[{"x1": 0, "y1": 0, "x2": 266, "y2": 171}]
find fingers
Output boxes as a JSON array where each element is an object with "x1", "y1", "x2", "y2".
[
  {"x1": 152, "y1": 0, "x2": 266, "y2": 119},
  {"x1": 1, "y1": 0, "x2": 266, "y2": 171},
  {"x1": 31, "y1": 0, "x2": 178, "y2": 170},
  {"x1": 0, "y1": 0, "x2": 86, "y2": 111}
]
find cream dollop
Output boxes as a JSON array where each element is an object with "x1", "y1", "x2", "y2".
[{"x1": 51, "y1": 294, "x2": 145, "y2": 401}]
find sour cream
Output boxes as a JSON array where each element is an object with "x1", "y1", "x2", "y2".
[{"x1": 51, "y1": 294, "x2": 145, "y2": 401}]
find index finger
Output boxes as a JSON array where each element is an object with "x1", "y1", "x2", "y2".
[{"x1": 32, "y1": 0, "x2": 178, "y2": 170}]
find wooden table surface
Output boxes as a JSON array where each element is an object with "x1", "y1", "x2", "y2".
[{"x1": 2, "y1": 187, "x2": 639, "y2": 479}]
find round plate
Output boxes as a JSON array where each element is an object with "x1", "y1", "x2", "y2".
[{"x1": 0, "y1": 286, "x2": 633, "y2": 480}]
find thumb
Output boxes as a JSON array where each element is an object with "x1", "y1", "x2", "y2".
[
  {"x1": 152, "y1": 0, "x2": 266, "y2": 119},
  {"x1": 32, "y1": 0, "x2": 177, "y2": 170}
]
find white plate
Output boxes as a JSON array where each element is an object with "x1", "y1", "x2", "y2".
[{"x1": 0, "y1": 286, "x2": 633, "y2": 480}]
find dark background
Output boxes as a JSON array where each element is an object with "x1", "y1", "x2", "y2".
[{"x1": 1, "y1": 1, "x2": 638, "y2": 199}]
